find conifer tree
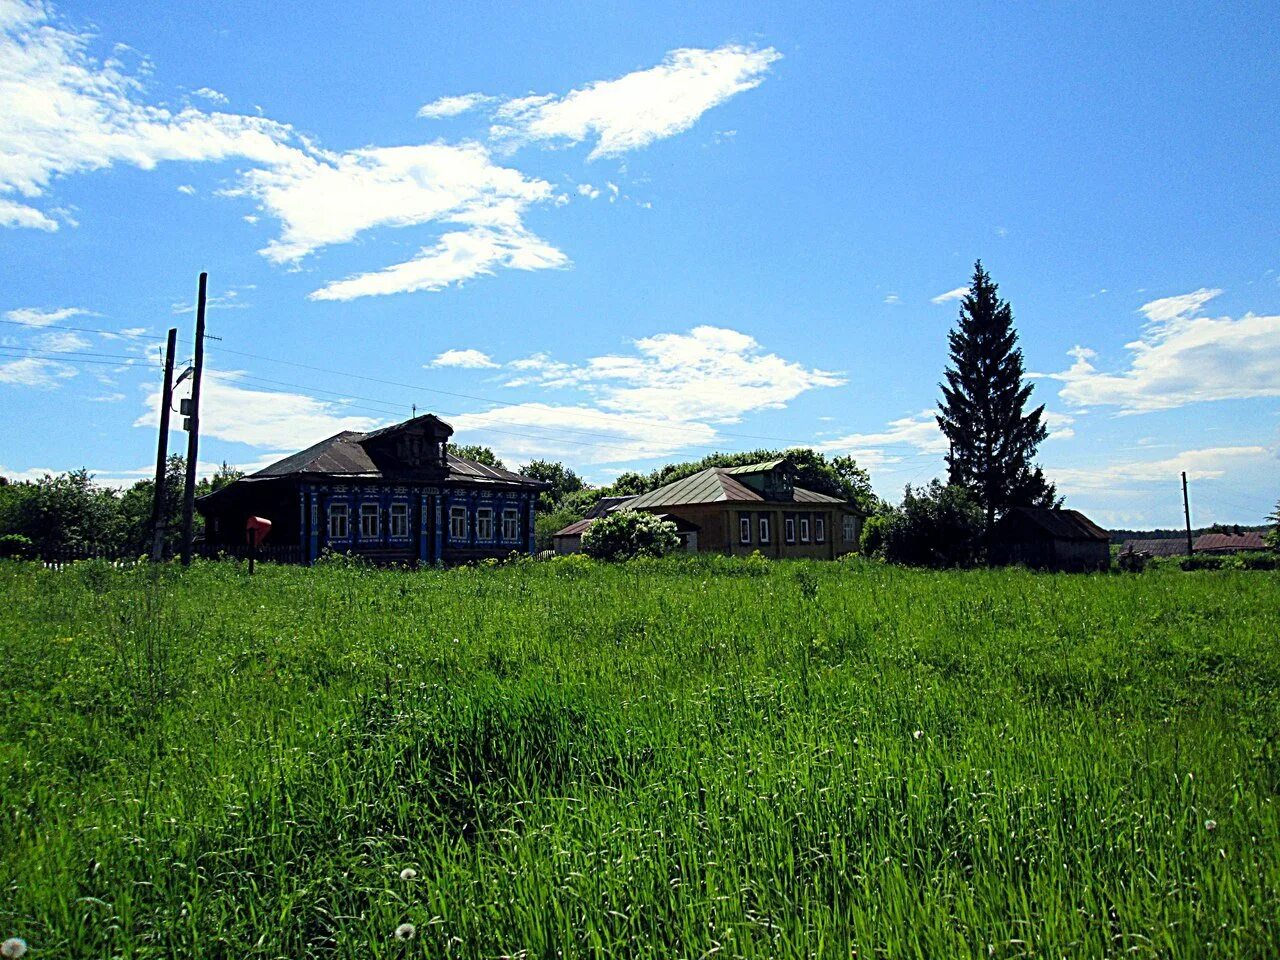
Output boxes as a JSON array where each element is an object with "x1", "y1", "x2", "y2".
[{"x1": 936, "y1": 261, "x2": 1057, "y2": 533}]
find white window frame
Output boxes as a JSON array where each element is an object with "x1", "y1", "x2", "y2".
[
  {"x1": 815, "y1": 516, "x2": 826, "y2": 543},
  {"x1": 843, "y1": 515, "x2": 857, "y2": 543},
  {"x1": 359, "y1": 502, "x2": 380, "y2": 540},
  {"x1": 739, "y1": 515, "x2": 752, "y2": 544},
  {"x1": 476, "y1": 507, "x2": 494, "y2": 541},
  {"x1": 800, "y1": 517, "x2": 811, "y2": 543},
  {"x1": 449, "y1": 505, "x2": 468, "y2": 541},
  {"x1": 328, "y1": 502, "x2": 349, "y2": 540},
  {"x1": 502, "y1": 507, "x2": 520, "y2": 541},
  {"x1": 389, "y1": 502, "x2": 409, "y2": 539},
  {"x1": 785, "y1": 517, "x2": 796, "y2": 544},
  {"x1": 759, "y1": 516, "x2": 771, "y2": 544}
]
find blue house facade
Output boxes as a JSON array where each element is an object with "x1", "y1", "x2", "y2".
[{"x1": 196, "y1": 414, "x2": 544, "y2": 564}]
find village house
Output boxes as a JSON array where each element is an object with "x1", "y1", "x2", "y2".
[
  {"x1": 989, "y1": 506, "x2": 1110, "y2": 572},
  {"x1": 197, "y1": 414, "x2": 544, "y2": 564},
  {"x1": 555, "y1": 459, "x2": 863, "y2": 559}
]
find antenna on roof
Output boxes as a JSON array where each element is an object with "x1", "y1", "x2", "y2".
[{"x1": 412, "y1": 403, "x2": 417, "y2": 417}]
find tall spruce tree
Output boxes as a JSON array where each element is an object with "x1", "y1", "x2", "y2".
[{"x1": 936, "y1": 261, "x2": 1057, "y2": 533}]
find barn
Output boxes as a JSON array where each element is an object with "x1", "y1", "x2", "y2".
[
  {"x1": 989, "y1": 507, "x2": 1110, "y2": 572},
  {"x1": 196, "y1": 413, "x2": 545, "y2": 564}
]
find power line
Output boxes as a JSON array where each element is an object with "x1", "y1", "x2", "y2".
[{"x1": 0, "y1": 348, "x2": 161, "y2": 369}]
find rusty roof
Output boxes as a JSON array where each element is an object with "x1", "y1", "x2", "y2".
[
  {"x1": 624, "y1": 466, "x2": 848, "y2": 511},
  {"x1": 1122, "y1": 538, "x2": 1187, "y2": 556},
  {"x1": 553, "y1": 518, "x2": 595, "y2": 538},
  {"x1": 999, "y1": 507, "x2": 1109, "y2": 541},
  {"x1": 1193, "y1": 532, "x2": 1267, "y2": 552}
]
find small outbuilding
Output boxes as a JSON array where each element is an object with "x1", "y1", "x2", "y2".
[
  {"x1": 990, "y1": 507, "x2": 1110, "y2": 572},
  {"x1": 1192, "y1": 532, "x2": 1267, "y2": 554}
]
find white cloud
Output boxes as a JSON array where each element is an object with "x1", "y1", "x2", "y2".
[
  {"x1": 1138, "y1": 287, "x2": 1221, "y2": 323},
  {"x1": 1041, "y1": 409, "x2": 1076, "y2": 441},
  {"x1": 508, "y1": 325, "x2": 844, "y2": 425},
  {"x1": 4, "y1": 305, "x2": 88, "y2": 327},
  {"x1": 930, "y1": 287, "x2": 969, "y2": 305},
  {"x1": 0, "y1": 356, "x2": 76, "y2": 387},
  {"x1": 136, "y1": 369, "x2": 381, "y2": 450},
  {"x1": 428, "y1": 348, "x2": 499, "y2": 369},
  {"x1": 577, "y1": 183, "x2": 600, "y2": 199},
  {"x1": 0, "y1": 463, "x2": 59, "y2": 483},
  {"x1": 491, "y1": 44, "x2": 780, "y2": 159},
  {"x1": 176, "y1": 183, "x2": 195, "y2": 195},
  {"x1": 89, "y1": 391, "x2": 124, "y2": 402},
  {"x1": 1050, "y1": 445, "x2": 1270, "y2": 493},
  {"x1": 883, "y1": 293, "x2": 900, "y2": 305},
  {"x1": 309, "y1": 225, "x2": 567, "y2": 301},
  {"x1": 34, "y1": 329, "x2": 89, "y2": 351},
  {"x1": 1043, "y1": 290, "x2": 1280, "y2": 413},
  {"x1": 417, "y1": 93, "x2": 493, "y2": 119},
  {"x1": 0, "y1": 196, "x2": 57, "y2": 229},
  {"x1": 192, "y1": 86, "x2": 228, "y2": 104},
  {"x1": 816, "y1": 410, "x2": 947, "y2": 468}
]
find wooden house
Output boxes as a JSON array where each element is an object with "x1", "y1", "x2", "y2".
[
  {"x1": 196, "y1": 414, "x2": 545, "y2": 564},
  {"x1": 989, "y1": 507, "x2": 1110, "y2": 572},
  {"x1": 560, "y1": 459, "x2": 862, "y2": 559}
]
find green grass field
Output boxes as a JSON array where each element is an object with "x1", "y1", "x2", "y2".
[{"x1": 1, "y1": 556, "x2": 1277, "y2": 958}]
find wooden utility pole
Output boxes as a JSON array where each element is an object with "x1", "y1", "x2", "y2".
[
  {"x1": 149, "y1": 327, "x2": 178, "y2": 561},
  {"x1": 1182, "y1": 471, "x2": 1194, "y2": 556},
  {"x1": 180, "y1": 273, "x2": 208, "y2": 566}
]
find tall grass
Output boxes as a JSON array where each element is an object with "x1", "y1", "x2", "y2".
[{"x1": 0, "y1": 556, "x2": 1277, "y2": 958}]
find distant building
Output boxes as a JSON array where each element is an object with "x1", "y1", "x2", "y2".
[
  {"x1": 553, "y1": 459, "x2": 862, "y2": 559},
  {"x1": 1121, "y1": 538, "x2": 1188, "y2": 557},
  {"x1": 1193, "y1": 532, "x2": 1267, "y2": 553},
  {"x1": 990, "y1": 507, "x2": 1110, "y2": 572},
  {"x1": 197, "y1": 414, "x2": 544, "y2": 564}
]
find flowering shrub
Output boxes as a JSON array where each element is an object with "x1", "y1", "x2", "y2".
[{"x1": 581, "y1": 511, "x2": 680, "y2": 561}]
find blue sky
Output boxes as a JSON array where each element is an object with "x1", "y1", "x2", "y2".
[{"x1": 2, "y1": 0, "x2": 1278, "y2": 528}]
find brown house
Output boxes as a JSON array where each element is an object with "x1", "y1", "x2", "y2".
[
  {"x1": 583, "y1": 459, "x2": 862, "y2": 559},
  {"x1": 990, "y1": 507, "x2": 1110, "y2": 572}
]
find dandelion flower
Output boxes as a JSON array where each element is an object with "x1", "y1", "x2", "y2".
[
  {"x1": 1205, "y1": 819, "x2": 1217, "y2": 831},
  {"x1": 395, "y1": 923, "x2": 416, "y2": 941},
  {"x1": 400, "y1": 867, "x2": 417, "y2": 881},
  {"x1": 1, "y1": 938, "x2": 28, "y2": 959}
]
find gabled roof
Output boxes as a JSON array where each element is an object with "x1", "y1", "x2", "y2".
[
  {"x1": 1122, "y1": 538, "x2": 1187, "y2": 557},
  {"x1": 999, "y1": 507, "x2": 1109, "y2": 542},
  {"x1": 240, "y1": 430, "x2": 542, "y2": 488},
  {"x1": 553, "y1": 518, "x2": 595, "y2": 538},
  {"x1": 624, "y1": 466, "x2": 848, "y2": 511}
]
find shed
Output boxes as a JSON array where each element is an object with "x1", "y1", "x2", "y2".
[
  {"x1": 990, "y1": 507, "x2": 1110, "y2": 572},
  {"x1": 1192, "y1": 532, "x2": 1267, "y2": 554}
]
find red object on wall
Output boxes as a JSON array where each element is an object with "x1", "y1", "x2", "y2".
[{"x1": 245, "y1": 516, "x2": 273, "y2": 545}]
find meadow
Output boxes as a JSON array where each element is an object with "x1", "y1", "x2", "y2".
[{"x1": 0, "y1": 556, "x2": 1277, "y2": 958}]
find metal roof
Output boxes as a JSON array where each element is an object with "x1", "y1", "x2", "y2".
[
  {"x1": 624, "y1": 466, "x2": 848, "y2": 511},
  {"x1": 243, "y1": 428, "x2": 543, "y2": 488},
  {"x1": 1193, "y1": 532, "x2": 1267, "y2": 552},
  {"x1": 553, "y1": 518, "x2": 595, "y2": 538},
  {"x1": 1000, "y1": 507, "x2": 1109, "y2": 542},
  {"x1": 1122, "y1": 538, "x2": 1187, "y2": 557},
  {"x1": 723, "y1": 458, "x2": 789, "y2": 476}
]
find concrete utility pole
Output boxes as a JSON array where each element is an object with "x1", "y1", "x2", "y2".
[
  {"x1": 180, "y1": 273, "x2": 208, "y2": 566},
  {"x1": 1182, "y1": 471, "x2": 1194, "y2": 556},
  {"x1": 149, "y1": 327, "x2": 178, "y2": 561}
]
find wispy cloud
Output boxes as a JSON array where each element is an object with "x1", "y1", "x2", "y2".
[
  {"x1": 417, "y1": 93, "x2": 494, "y2": 119},
  {"x1": 1050, "y1": 445, "x2": 1270, "y2": 492},
  {"x1": 0, "y1": 356, "x2": 77, "y2": 388},
  {"x1": 4, "y1": 306, "x2": 90, "y2": 327},
  {"x1": 930, "y1": 286, "x2": 969, "y2": 305},
  {"x1": 816, "y1": 410, "x2": 947, "y2": 468},
  {"x1": 1041, "y1": 289, "x2": 1280, "y2": 413},
  {"x1": 491, "y1": 44, "x2": 780, "y2": 159}
]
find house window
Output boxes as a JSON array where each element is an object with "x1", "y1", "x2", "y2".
[
  {"x1": 389, "y1": 502, "x2": 409, "y2": 538},
  {"x1": 785, "y1": 516, "x2": 796, "y2": 544},
  {"x1": 739, "y1": 515, "x2": 752, "y2": 544},
  {"x1": 476, "y1": 507, "x2": 494, "y2": 541},
  {"x1": 843, "y1": 515, "x2": 857, "y2": 543},
  {"x1": 800, "y1": 517, "x2": 811, "y2": 542},
  {"x1": 449, "y1": 505, "x2": 468, "y2": 541},
  {"x1": 759, "y1": 516, "x2": 771, "y2": 544},
  {"x1": 360, "y1": 503, "x2": 380, "y2": 539},
  {"x1": 815, "y1": 517, "x2": 826, "y2": 543},
  {"x1": 328, "y1": 502, "x2": 349, "y2": 540},
  {"x1": 502, "y1": 508, "x2": 520, "y2": 541}
]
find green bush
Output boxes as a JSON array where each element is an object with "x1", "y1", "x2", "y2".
[
  {"x1": 581, "y1": 511, "x2": 680, "y2": 561},
  {"x1": 0, "y1": 533, "x2": 34, "y2": 559}
]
